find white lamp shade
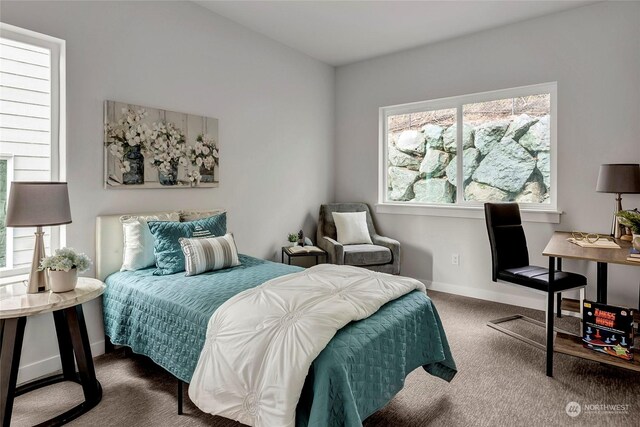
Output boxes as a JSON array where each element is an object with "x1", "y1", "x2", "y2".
[{"x1": 6, "y1": 182, "x2": 72, "y2": 227}]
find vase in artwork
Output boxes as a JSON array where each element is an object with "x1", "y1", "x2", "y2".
[
  {"x1": 47, "y1": 268, "x2": 78, "y2": 293},
  {"x1": 123, "y1": 145, "x2": 144, "y2": 185},
  {"x1": 199, "y1": 165, "x2": 215, "y2": 183},
  {"x1": 158, "y1": 161, "x2": 179, "y2": 186}
]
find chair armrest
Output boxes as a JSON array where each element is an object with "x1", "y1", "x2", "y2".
[
  {"x1": 318, "y1": 236, "x2": 345, "y2": 264},
  {"x1": 372, "y1": 234, "x2": 400, "y2": 263}
]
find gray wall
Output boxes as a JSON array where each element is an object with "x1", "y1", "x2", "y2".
[
  {"x1": 335, "y1": 2, "x2": 640, "y2": 308},
  {"x1": 1, "y1": 0, "x2": 335, "y2": 382}
]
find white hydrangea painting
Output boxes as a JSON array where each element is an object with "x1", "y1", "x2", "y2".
[{"x1": 103, "y1": 101, "x2": 219, "y2": 189}]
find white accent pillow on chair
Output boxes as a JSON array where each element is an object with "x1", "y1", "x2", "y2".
[{"x1": 332, "y1": 211, "x2": 373, "y2": 245}]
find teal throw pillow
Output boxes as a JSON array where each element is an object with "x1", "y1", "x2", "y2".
[{"x1": 148, "y1": 212, "x2": 227, "y2": 275}]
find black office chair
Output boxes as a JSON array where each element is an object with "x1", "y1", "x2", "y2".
[{"x1": 484, "y1": 202, "x2": 587, "y2": 377}]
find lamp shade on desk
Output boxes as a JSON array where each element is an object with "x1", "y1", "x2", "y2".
[
  {"x1": 596, "y1": 164, "x2": 640, "y2": 194},
  {"x1": 595, "y1": 164, "x2": 640, "y2": 239},
  {"x1": 5, "y1": 182, "x2": 72, "y2": 293}
]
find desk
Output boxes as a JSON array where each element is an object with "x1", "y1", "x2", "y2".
[
  {"x1": 0, "y1": 278, "x2": 105, "y2": 426},
  {"x1": 543, "y1": 231, "x2": 635, "y2": 304},
  {"x1": 542, "y1": 231, "x2": 639, "y2": 375}
]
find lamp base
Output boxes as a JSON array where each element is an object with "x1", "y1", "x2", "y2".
[
  {"x1": 27, "y1": 227, "x2": 48, "y2": 294},
  {"x1": 611, "y1": 193, "x2": 624, "y2": 239}
]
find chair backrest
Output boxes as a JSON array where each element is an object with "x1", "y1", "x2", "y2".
[
  {"x1": 317, "y1": 203, "x2": 377, "y2": 242},
  {"x1": 484, "y1": 203, "x2": 530, "y2": 282}
]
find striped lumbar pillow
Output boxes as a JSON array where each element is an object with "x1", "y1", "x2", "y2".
[{"x1": 179, "y1": 233, "x2": 241, "y2": 276}]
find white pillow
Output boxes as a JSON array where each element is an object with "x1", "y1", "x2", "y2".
[
  {"x1": 120, "y1": 212, "x2": 180, "y2": 271},
  {"x1": 332, "y1": 211, "x2": 373, "y2": 245}
]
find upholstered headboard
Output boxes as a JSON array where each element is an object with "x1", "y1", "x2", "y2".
[{"x1": 95, "y1": 209, "x2": 224, "y2": 281}]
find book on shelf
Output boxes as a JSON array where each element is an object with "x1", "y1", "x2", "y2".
[
  {"x1": 582, "y1": 300, "x2": 635, "y2": 361},
  {"x1": 287, "y1": 245, "x2": 323, "y2": 254},
  {"x1": 628, "y1": 247, "x2": 640, "y2": 259}
]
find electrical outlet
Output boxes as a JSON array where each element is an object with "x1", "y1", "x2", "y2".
[{"x1": 451, "y1": 253, "x2": 459, "y2": 265}]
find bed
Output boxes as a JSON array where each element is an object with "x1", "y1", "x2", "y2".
[{"x1": 97, "y1": 211, "x2": 456, "y2": 426}]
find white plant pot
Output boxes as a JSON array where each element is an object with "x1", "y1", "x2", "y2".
[{"x1": 48, "y1": 268, "x2": 78, "y2": 293}]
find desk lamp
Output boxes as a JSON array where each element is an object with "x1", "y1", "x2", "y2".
[
  {"x1": 596, "y1": 164, "x2": 640, "y2": 239},
  {"x1": 5, "y1": 182, "x2": 72, "y2": 293}
]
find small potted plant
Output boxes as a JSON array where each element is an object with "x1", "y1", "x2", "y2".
[
  {"x1": 287, "y1": 233, "x2": 298, "y2": 247},
  {"x1": 616, "y1": 209, "x2": 640, "y2": 250},
  {"x1": 39, "y1": 248, "x2": 92, "y2": 293}
]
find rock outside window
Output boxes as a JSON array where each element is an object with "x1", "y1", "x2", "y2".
[{"x1": 380, "y1": 82, "x2": 557, "y2": 213}]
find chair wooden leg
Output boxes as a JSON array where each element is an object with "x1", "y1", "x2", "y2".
[{"x1": 177, "y1": 380, "x2": 183, "y2": 415}]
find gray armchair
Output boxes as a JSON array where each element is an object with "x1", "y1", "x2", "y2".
[{"x1": 317, "y1": 203, "x2": 400, "y2": 275}]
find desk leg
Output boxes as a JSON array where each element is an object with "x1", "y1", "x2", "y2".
[
  {"x1": 596, "y1": 262, "x2": 608, "y2": 304},
  {"x1": 1, "y1": 317, "x2": 26, "y2": 427},
  {"x1": 546, "y1": 256, "x2": 555, "y2": 377}
]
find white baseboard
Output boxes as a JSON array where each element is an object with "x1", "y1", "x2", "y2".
[
  {"x1": 17, "y1": 340, "x2": 105, "y2": 385},
  {"x1": 422, "y1": 279, "x2": 549, "y2": 312}
]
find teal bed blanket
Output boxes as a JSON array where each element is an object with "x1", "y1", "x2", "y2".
[{"x1": 103, "y1": 255, "x2": 456, "y2": 426}]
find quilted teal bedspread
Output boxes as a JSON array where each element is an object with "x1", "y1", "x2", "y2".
[{"x1": 103, "y1": 255, "x2": 456, "y2": 426}]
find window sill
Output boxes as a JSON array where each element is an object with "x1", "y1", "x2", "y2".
[{"x1": 375, "y1": 203, "x2": 562, "y2": 224}]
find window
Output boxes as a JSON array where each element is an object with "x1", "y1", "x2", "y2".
[
  {"x1": 379, "y1": 83, "x2": 557, "y2": 221},
  {"x1": 0, "y1": 24, "x2": 65, "y2": 280}
]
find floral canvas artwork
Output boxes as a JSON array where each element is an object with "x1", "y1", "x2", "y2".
[{"x1": 103, "y1": 101, "x2": 219, "y2": 189}]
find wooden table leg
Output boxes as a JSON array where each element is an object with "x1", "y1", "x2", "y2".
[
  {"x1": 65, "y1": 305, "x2": 101, "y2": 403},
  {"x1": 53, "y1": 310, "x2": 77, "y2": 381},
  {"x1": 1, "y1": 317, "x2": 27, "y2": 427},
  {"x1": 546, "y1": 256, "x2": 555, "y2": 377}
]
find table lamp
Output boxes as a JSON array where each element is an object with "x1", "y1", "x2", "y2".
[
  {"x1": 596, "y1": 164, "x2": 640, "y2": 239},
  {"x1": 5, "y1": 182, "x2": 72, "y2": 293}
]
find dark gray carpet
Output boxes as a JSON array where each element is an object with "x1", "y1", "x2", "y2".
[{"x1": 11, "y1": 291, "x2": 640, "y2": 426}]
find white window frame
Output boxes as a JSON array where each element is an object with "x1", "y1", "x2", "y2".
[
  {"x1": 377, "y1": 82, "x2": 559, "y2": 223},
  {"x1": 0, "y1": 154, "x2": 14, "y2": 271},
  {"x1": 0, "y1": 23, "x2": 66, "y2": 282}
]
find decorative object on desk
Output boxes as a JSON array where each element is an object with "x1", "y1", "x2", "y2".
[
  {"x1": 615, "y1": 209, "x2": 640, "y2": 249},
  {"x1": 596, "y1": 163, "x2": 640, "y2": 239},
  {"x1": 5, "y1": 182, "x2": 72, "y2": 293},
  {"x1": 582, "y1": 300, "x2": 635, "y2": 361},
  {"x1": 627, "y1": 247, "x2": 640, "y2": 263},
  {"x1": 567, "y1": 234, "x2": 620, "y2": 249},
  {"x1": 104, "y1": 100, "x2": 219, "y2": 189},
  {"x1": 287, "y1": 233, "x2": 298, "y2": 247},
  {"x1": 298, "y1": 230, "x2": 305, "y2": 247},
  {"x1": 39, "y1": 248, "x2": 91, "y2": 293}
]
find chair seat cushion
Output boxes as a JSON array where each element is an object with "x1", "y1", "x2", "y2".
[
  {"x1": 343, "y1": 244, "x2": 392, "y2": 266},
  {"x1": 498, "y1": 265, "x2": 587, "y2": 292}
]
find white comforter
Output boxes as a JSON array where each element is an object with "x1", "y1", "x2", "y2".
[{"x1": 188, "y1": 264, "x2": 426, "y2": 427}]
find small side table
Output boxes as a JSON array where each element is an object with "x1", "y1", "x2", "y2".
[
  {"x1": 281, "y1": 246, "x2": 327, "y2": 266},
  {"x1": 0, "y1": 278, "x2": 105, "y2": 427}
]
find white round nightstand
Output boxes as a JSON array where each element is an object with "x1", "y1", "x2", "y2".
[{"x1": 0, "y1": 277, "x2": 106, "y2": 426}]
